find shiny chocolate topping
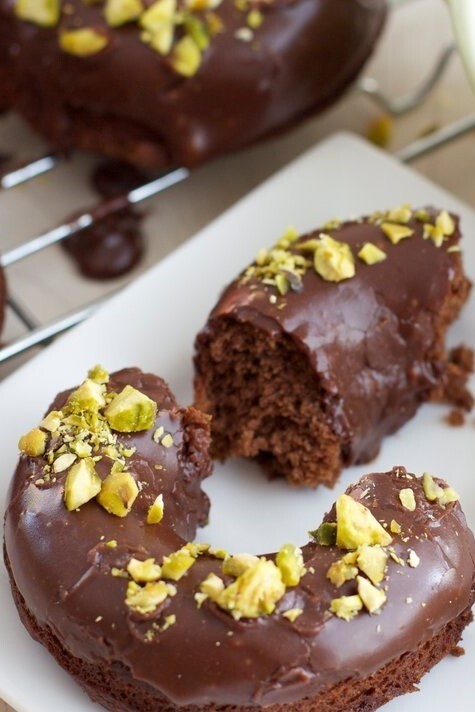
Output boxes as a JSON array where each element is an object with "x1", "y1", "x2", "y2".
[
  {"x1": 0, "y1": 0, "x2": 386, "y2": 168},
  {"x1": 205, "y1": 208, "x2": 470, "y2": 466},
  {"x1": 62, "y1": 161, "x2": 146, "y2": 280},
  {"x1": 4, "y1": 369, "x2": 475, "y2": 707}
]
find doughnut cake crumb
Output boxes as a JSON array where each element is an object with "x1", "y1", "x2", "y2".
[
  {"x1": 3, "y1": 368, "x2": 475, "y2": 712},
  {"x1": 195, "y1": 206, "x2": 471, "y2": 487}
]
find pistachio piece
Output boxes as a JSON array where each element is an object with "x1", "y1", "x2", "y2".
[
  {"x1": 97, "y1": 471, "x2": 139, "y2": 517},
  {"x1": 310, "y1": 521, "x2": 337, "y2": 546},
  {"x1": 222, "y1": 553, "x2": 259, "y2": 577},
  {"x1": 407, "y1": 549, "x2": 420, "y2": 568},
  {"x1": 170, "y1": 35, "x2": 202, "y2": 77},
  {"x1": 336, "y1": 494, "x2": 392, "y2": 550},
  {"x1": 199, "y1": 572, "x2": 225, "y2": 600},
  {"x1": 356, "y1": 545, "x2": 388, "y2": 585},
  {"x1": 399, "y1": 488, "x2": 416, "y2": 512},
  {"x1": 125, "y1": 580, "x2": 176, "y2": 614},
  {"x1": 358, "y1": 243, "x2": 386, "y2": 265},
  {"x1": 59, "y1": 28, "x2": 109, "y2": 57},
  {"x1": 68, "y1": 378, "x2": 106, "y2": 412},
  {"x1": 313, "y1": 234, "x2": 355, "y2": 283},
  {"x1": 415, "y1": 208, "x2": 430, "y2": 222},
  {"x1": 282, "y1": 608, "x2": 303, "y2": 622},
  {"x1": 18, "y1": 428, "x2": 47, "y2": 457},
  {"x1": 140, "y1": 0, "x2": 176, "y2": 55},
  {"x1": 390, "y1": 519, "x2": 401, "y2": 534},
  {"x1": 216, "y1": 560, "x2": 285, "y2": 620},
  {"x1": 422, "y1": 472, "x2": 444, "y2": 501},
  {"x1": 64, "y1": 458, "x2": 102, "y2": 511},
  {"x1": 184, "y1": 15, "x2": 210, "y2": 51},
  {"x1": 436, "y1": 210, "x2": 455, "y2": 236},
  {"x1": 386, "y1": 205, "x2": 412, "y2": 224},
  {"x1": 381, "y1": 222, "x2": 413, "y2": 244},
  {"x1": 104, "y1": 0, "x2": 143, "y2": 27},
  {"x1": 438, "y1": 486, "x2": 460, "y2": 506},
  {"x1": 276, "y1": 544, "x2": 305, "y2": 586},
  {"x1": 161, "y1": 433, "x2": 174, "y2": 448},
  {"x1": 127, "y1": 557, "x2": 162, "y2": 583},
  {"x1": 105, "y1": 385, "x2": 157, "y2": 432},
  {"x1": 329, "y1": 594, "x2": 363, "y2": 621},
  {"x1": 87, "y1": 365, "x2": 110, "y2": 384},
  {"x1": 185, "y1": 0, "x2": 223, "y2": 9},
  {"x1": 161, "y1": 548, "x2": 196, "y2": 581},
  {"x1": 14, "y1": 0, "x2": 60, "y2": 27},
  {"x1": 147, "y1": 493, "x2": 164, "y2": 524},
  {"x1": 357, "y1": 575, "x2": 387, "y2": 614},
  {"x1": 326, "y1": 552, "x2": 358, "y2": 587},
  {"x1": 40, "y1": 410, "x2": 62, "y2": 433},
  {"x1": 53, "y1": 452, "x2": 77, "y2": 474}
]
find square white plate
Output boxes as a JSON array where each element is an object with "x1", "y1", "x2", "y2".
[{"x1": 1, "y1": 133, "x2": 474, "y2": 712}]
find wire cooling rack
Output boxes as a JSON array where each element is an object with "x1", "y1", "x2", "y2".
[{"x1": 1, "y1": 7, "x2": 474, "y2": 374}]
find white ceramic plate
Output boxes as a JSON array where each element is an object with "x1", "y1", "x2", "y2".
[{"x1": 0, "y1": 133, "x2": 474, "y2": 712}]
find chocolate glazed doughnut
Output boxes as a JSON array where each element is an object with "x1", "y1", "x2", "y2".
[
  {"x1": 0, "y1": 0, "x2": 386, "y2": 168},
  {"x1": 194, "y1": 206, "x2": 472, "y2": 487},
  {"x1": 3, "y1": 367, "x2": 475, "y2": 711}
]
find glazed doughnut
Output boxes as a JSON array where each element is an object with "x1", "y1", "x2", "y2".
[
  {"x1": 0, "y1": 0, "x2": 386, "y2": 168},
  {"x1": 194, "y1": 205, "x2": 472, "y2": 487},
  {"x1": 3, "y1": 366, "x2": 475, "y2": 711}
]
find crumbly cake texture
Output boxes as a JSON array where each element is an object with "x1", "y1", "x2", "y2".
[
  {"x1": 0, "y1": 0, "x2": 386, "y2": 168},
  {"x1": 3, "y1": 367, "x2": 475, "y2": 711},
  {"x1": 194, "y1": 206, "x2": 472, "y2": 488}
]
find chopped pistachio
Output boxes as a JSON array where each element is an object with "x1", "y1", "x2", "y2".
[
  {"x1": 111, "y1": 567, "x2": 129, "y2": 578},
  {"x1": 326, "y1": 552, "x2": 358, "y2": 587},
  {"x1": 125, "y1": 580, "x2": 176, "y2": 614},
  {"x1": 282, "y1": 608, "x2": 303, "y2": 622},
  {"x1": 357, "y1": 576, "x2": 386, "y2": 614},
  {"x1": 105, "y1": 385, "x2": 157, "y2": 432},
  {"x1": 59, "y1": 28, "x2": 109, "y2": 57},
  {"x1": 235, "y1": 27, "x2": 253, "y2": 42},
  {"x1": 194, "y1": 591, "x2": 208, "y2": 608},
  {"x1": 104, "y1": 0, "x2": 143, "y2": 26},
  {"x1": 40, "y1": 410, "x2": 62, "y2": 433},
  {"x1": 18, "y1": 428, "x2": 47, "y2": 457},
  {"x1": 222, "y1": 553, "x2": 260, "y2": 577},
  {"x1": 386, "y1": 205, "x2": 412, "y2": 224},
  {"x1": 97, "y1": 470, "x2": 139, "y2": 517},
  {"x1": 185, "y1": 0, "x2": 222, "y2": 9},
  {"x1": 407, "y1": 549, "x2": 420, "y2": 568},
  {"x1": 68, "y1": 378, "x2": 106, "y2": 412},
  {"x1": 14, "y1": 0, "x2": 60, "y2": 27},
  {"x1": 170, "y1": 35, "x2": 202, "y2": 77},
  {"x1": 381, "y1": 222, "x2": 413, "y2": 244},
  {"x1": 147, "y1": 493, "x2": 164, "y2": 524},
  {"x1": 247, "y1": 9, "x2": 263, "y2": 29},
  {"x1": 276, "y1": 544, "x2": 305, "y2": 586},
  {"x1": 390, "y1": 519, "x2": 401, "y2": 534},
  {"x1": 358, "y1": 242, "x2": 386, "y2": 265},
  {"x1": 313, "y1": 233, "x2": 355, "y2": 283},
  {"x1": 399, "y1": 488, "x2": 416, "y2": 512},
  {"x1": 184, "y1": 15, "x2": 210, "y2": 51},
  {"x1": 436, "y1": 210, "x2": 455, "y2": 236},
  {"x1": 64, "y1": 458, "x2": 102, "y2": 511},
  {"x1": 184, "y1": 542, "x2": 210, "y2": 557},
  {"x1": 127, "y1": 557, "x2": 162, "y2": 583},
  {"x1": 105, "y1": 539, "x2": 117, "y2": 548},
  {"x1": 330, "y1": 594, "x2": 363, "y2": 621},
  {"x1": 447, "y1": 245, "x2": 461, "y2": 253},
  {"x1": 310, "y1": 521, "x2": 337, "y2": 546},
  {"x1": 153, "y1": 426, "x2": 165, "y2": 443},
  {"x1": 356, "y1": 545, "x2": 388, "y2": 585},
  {"x1": 161, "y1": 548, "x2": 196, "y2": 580},
  {"x1": 208, "y1": 547, "x2": 229, "y2": 560},
  {"x1": 216, "y1": 560, "x2": 285, "y2": 620},
  {"x1": 336, "y1": 494, "x2": 392, "y2": 550},
  {"x1": 53, "y1": 452, "x2": 77, "y2": 474},
  {"x1": 415, "y1": 208, "x2": 430, "y2": 222},
  {"x1": 87, "y1": 365, "x2": 110, "y2": 384},
  {"x1": 422, "y1": 472, "x2": 444, "y2": 501},
  {"x1": 438, "y1": 487, "x2": 459, "y2": 506},
  {"x1": 161, "y1": 433, "x2": 174, "y2": 448},
  {"x1": 199, "y1": 572, "x2": 225, "y2": 600}
]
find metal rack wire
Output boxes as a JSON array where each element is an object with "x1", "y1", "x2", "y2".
[{"x1": 1, "y1": 38, "x2": 474, "y2": 371}]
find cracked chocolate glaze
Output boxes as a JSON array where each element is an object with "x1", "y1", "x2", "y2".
[
  {"x1": 4, "y1": 368, "x2": 475, "y2": 706},
  {"x1": 201, "y1": 209, "x2": 471, "y2": 467},
  {"x1": 0, "y1": 0, "x2": 386, "y2": 168}
]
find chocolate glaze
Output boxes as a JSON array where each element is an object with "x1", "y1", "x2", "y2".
[
  {"x1": 0, "y1": 0, "x2": 387, "y2": 168},
  {"x1": 202, "y1": 209, "x2": 471, "y2": 467},
  {"x1": 62, "y1": 161, "x2": 146, "y2": 280},
  {"x1": 4, "y1": 369, "x2": 475, "y2": 708}
]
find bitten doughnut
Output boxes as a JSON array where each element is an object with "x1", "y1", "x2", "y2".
[
  {"x1": 3, "y1": 367, "x2": 475, "y2": 711},
  {"x1": 0, "y1": 0, "x2": 386, "y2": 168},
  {"x1": 194, "y1": 205, "x2": 472, "y2": 487}
]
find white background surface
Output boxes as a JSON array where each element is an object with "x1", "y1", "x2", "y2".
[{"x1": 0, "y1": 133, "x2": 474, "y2": 711}]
